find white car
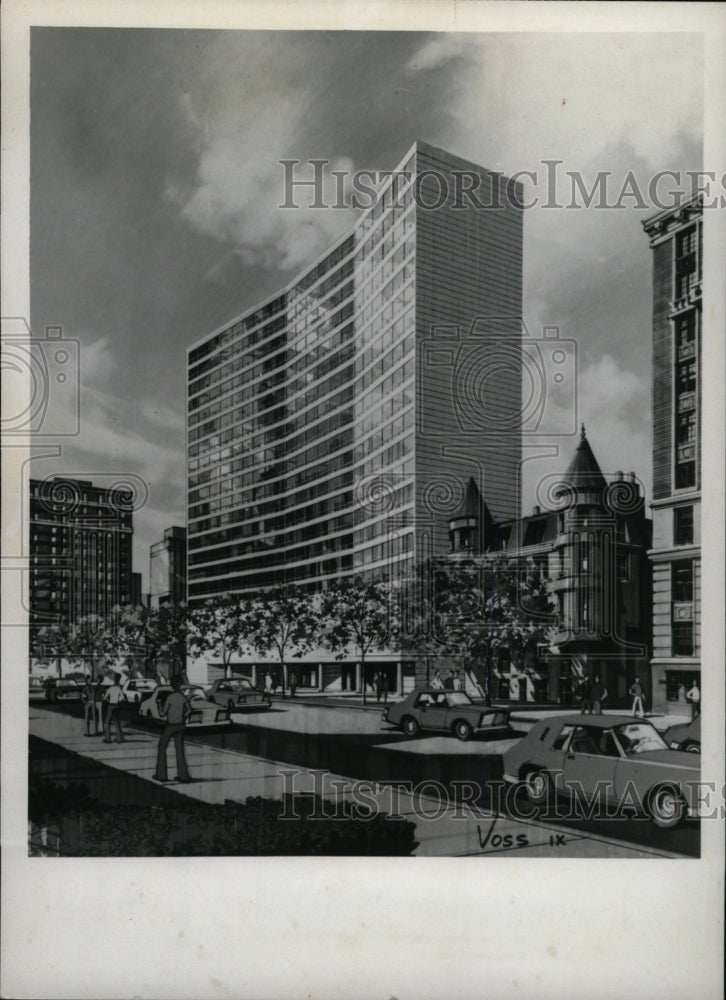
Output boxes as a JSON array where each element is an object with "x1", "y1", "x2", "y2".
[
  {"x1": 139, "y1": 684, "x2": 230, "y2": 726},
  {"x1": 121, "y1": 677, "x2": 159, "y2": 704}
]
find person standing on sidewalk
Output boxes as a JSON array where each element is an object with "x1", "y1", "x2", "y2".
[
  {"x1": 431, "y1": 669, "x2": 444, "y2": 691},
  {"x1": 590, "y1": 675, "x2": 607, "y2": 715},
  {"x1": 288, "y1": 670, "x2": 298, "y2": 698},
  {"x1": 577, "y1": 676, "x2": 592, "y2": 714},
  {"x1": 81, "y1": 674, "x2": 100, "y2": 736},
  {"x1": 629, "y1": 676, "x2": 645, "y2": 718},
  {"x1": 103, "y1": 673, "x2": 126, "y2": 743},
  {"x1": 686, "y1": 680, "x2": 700, "y2": 720},
  {"x1": 153, "y1": 675, "x2": 192, "y2": 784}
]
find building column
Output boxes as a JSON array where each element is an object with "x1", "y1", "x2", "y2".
[
  {"x1": 355, "y1": 661, "x2": 361, "y2": 693},
  {"x1": 396, "y1": 661, "x2": 403, "y2": 696}
]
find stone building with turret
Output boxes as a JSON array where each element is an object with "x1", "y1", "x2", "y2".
[{"x1": 446, "y1": 428, "x2": 652, "y2": 706}]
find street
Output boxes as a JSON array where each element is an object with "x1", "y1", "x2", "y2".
[{"x1": 31, "y1": 698, "x2": 700, "y2": 858}]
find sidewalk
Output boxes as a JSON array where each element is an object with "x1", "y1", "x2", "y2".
[{"x1": 29, "y1": 705, "x2": 681, "y2": 858}]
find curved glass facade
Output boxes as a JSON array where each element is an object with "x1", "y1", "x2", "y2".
[{"x1": 187, "y1": 141, "x2": 523, "y2": 601}]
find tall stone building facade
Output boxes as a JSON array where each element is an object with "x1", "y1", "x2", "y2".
[{"x1": 642, "y1": 197, "x2": 702, "y2": 714}]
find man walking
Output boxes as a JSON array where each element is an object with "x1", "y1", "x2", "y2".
[
  {"x1": 103, "y1": 673, "x2": 126, "y2": 743},
  {"x1": 153, "y1": 675, "x2": 192, "y2": 783},
  {"x1": 629, "y1": 676, "x2": 645, "y2": 718},
  {"x1": 590, "y1": 675, "x2": 607, "y2": 715},
  {"x1": 82, "y1": 674, "x2": 101, "y2": 736},
  {"x1": 577, "y1": 675, "x2": 592, "y2": 714}
]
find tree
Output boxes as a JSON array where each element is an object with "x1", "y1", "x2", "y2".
[
  {"x1": 30, "y1": 622, "x2": 72, "y2": 672},
  {"x1": 188, "y1": 594, "x2": 256, "y2": 680},
  {"x1": 321, "y1": 576, "x2": 398, "y2": 705},
  {"x1": 64, "y1": 614, "x2": 118, "y2": 678},
  {"x1": 248, "y1": 585, "x2": 317, "y2": 694},
  {"x1": 112, "y1": 603, "x2": 191, "y2": 680},
  {"x1": 433, "y1": 559, "x2": 555, "y2": 703}
]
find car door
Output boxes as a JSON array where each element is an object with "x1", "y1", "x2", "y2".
[
  {"x1": 562, "y1": 725, "x2": 620, "y2": 805},
  {"x1": 419, "y1": 693, "x2": 451, "y2": 732}
]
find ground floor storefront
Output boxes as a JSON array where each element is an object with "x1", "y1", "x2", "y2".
[
  {"x1": 206, "y1": 658, "x2": 420, "y2": 698},
  {"x1": 649, "y1": 659, "x2": 701, "y2": 716}
]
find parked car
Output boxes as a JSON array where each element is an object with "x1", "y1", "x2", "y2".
[
  {"x1": 663, "y1": 714, "x2": 701, "y2": 754},
  {"x1": 205, "y1": 678, "x2": 272, "y2": 713},
  {"x1": 29, "y1": 676, "x2": 46, "y2": 700},
  {"x1": 502, "y1": 714, "x2": 701, "y2": 829},
  {"x1": 42, "y1": 676, "x2": 84, "y2": 701},
  {"x1": 121, "y1": 677, "x2": 158, "y2": 704},
  {"x1": 138, "y1": 685, "x2": 230, "y2": 726},
  {"x1": 383, "y1": 689, "x2": 511, "y2": 741}
]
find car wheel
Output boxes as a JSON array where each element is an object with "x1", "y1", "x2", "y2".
[
  {"x1": 682, "y1": 740, "x2": 700, "y2": 754},
  {"x1": 401, "y1": 716, "x2": 419, "y2": 737},
  {"x1": 523, "y1": 767, "x2": 552, "y2": 807},
  {"x1": 453, "y1": 720, "x2": 473, "y2": 742},
  {"x1": 648, "y1": 784, "x2": 686, "y2": 829}
]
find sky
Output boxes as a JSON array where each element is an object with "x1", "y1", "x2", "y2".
[{"x1": 29, "y1": 29, "x2": 704, "y2": 588}]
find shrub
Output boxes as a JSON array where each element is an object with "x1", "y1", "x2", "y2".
[{"x1": 28, "y1": 780, "x2": 418, "y2": 856}]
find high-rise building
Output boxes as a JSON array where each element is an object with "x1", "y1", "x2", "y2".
[
  {"x1": 149, "y1": 525, "x2": 187, "y2": 608},
  {"x1": 187, "y1": 141, "x2": 524, "y2": 603},
  {"x1": 29, "y1": 476, "x2": 133, "y2": 631},
  {"x1": 642, "y1": 196, "x2": 702, "y2": 714}
]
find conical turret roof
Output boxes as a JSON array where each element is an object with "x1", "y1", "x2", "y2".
[
  {"x1": 564, "y1": 425, "x2": 608, "y2": 495},
  {"x1": 448, "y1": 477, "x2": 496, "y2": 539}
]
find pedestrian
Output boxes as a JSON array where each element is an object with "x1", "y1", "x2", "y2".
[
  {"x1": 577, "y1": 676, "x2": 592, "y2": 714},
  {"x1": 453, "y1": 670, "x2": 462, "y2": 693},
  {"x1": 94, "y1": 676, "x2": 105, "y2": 731},
  {"x1": 590, "y1": 675, "x2": 607, "y2": 715},
  {"x1": 81, "y1": 674, "x2": 101, "y2": 736},
  {"x1": 380, "y1": 671, "x2": 389, "y2": 703},
  {"x1": 686, "y1": 680, "x2": 700, "y2": 720},
  {"x1": 431, "y1": 669, "x2": 444, "y2": 691},
  {"x1": 629, "y1": 676, "x2": 645, "y2": 718},
  {"x1": 374, "y1": 671, "x2": 383, "y2": 703},
  {"x1": 102, "y1": 672, "x2": 126, "y2": 743},
  {"x1": 264, "y1": 670, "x2": 273, "y2": 695},
  {"x1": 153, "y1": 675, "x2": 192, "y2": 784},
  {"x1": 288, "y1": 670, "x2": 298, "y2": 698},
  {"x1": 443, "y1": 670, "x2": 455, "y2": 691}
]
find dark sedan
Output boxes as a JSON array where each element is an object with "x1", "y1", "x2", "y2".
[
  {"x1": 663, "y1": 714, "x2": 700, "y2": 754},
  {"x1": 383, "y1": 689, "x2": 510, "y2": 741},
  {"x1": 205, "y1": 678, "x2": 272, "y2": 713},
  {"x1": 42, "y1": 676, "x2": 84, "y2": 701}
]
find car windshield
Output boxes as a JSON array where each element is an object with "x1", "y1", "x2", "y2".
[
  {"x1": 446, "y1": 692, "x2": 473, "y2": 706},
  {"x1": 615, "y1": 723, "x2": 668, "y2": 755},
  {"x1": 224, "y1": 679, "x2": 253, "y2": 690},
  {"x1": 184, "y1": 687, "x2": 205, "y2": 699}
]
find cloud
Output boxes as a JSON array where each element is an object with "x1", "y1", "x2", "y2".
[
  {"x1": 522, "y1": 352, "x2": 651, "y2": 510},
  {"x1": 422, "y1": 33, "x2": 702, "y2": 178},
  {"x1": 407, "y1": 36, "x2": 468, "y2": 71},
  {"x1": 165, "y1": 91, "x2": 357, "y2": 271}
]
